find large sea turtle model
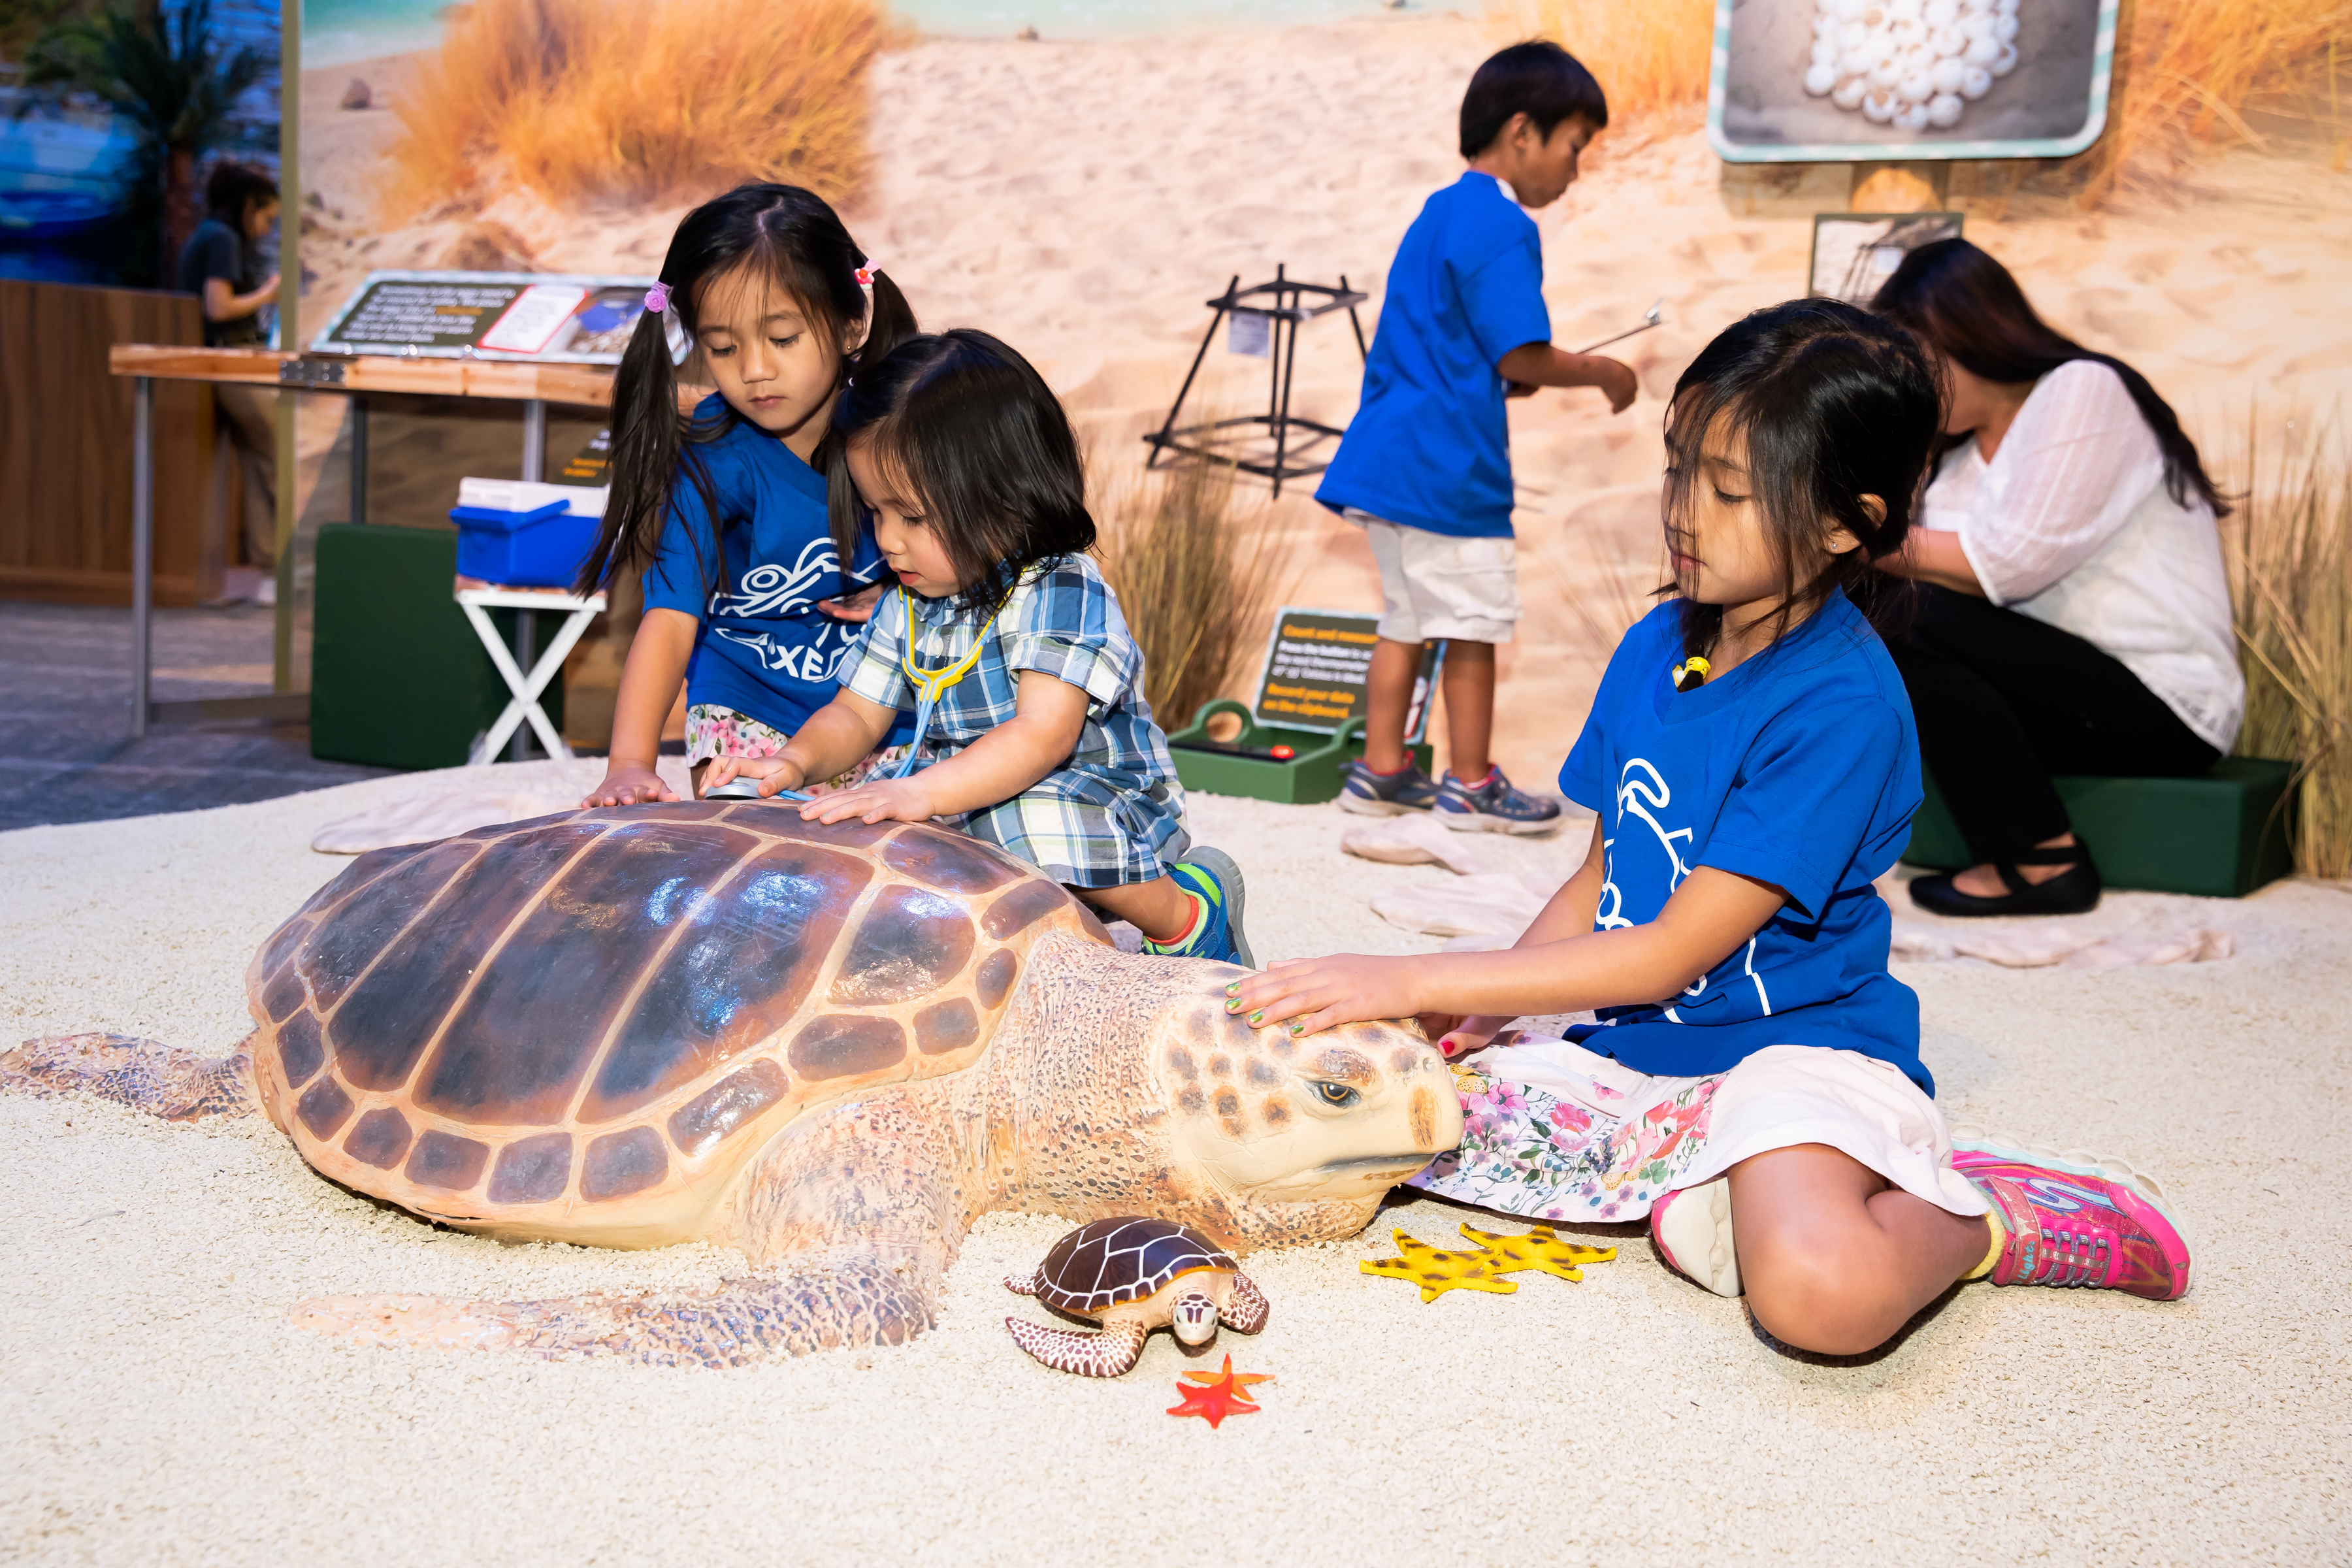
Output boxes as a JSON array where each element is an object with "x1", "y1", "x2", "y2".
[
  {"x1": 1005, "y1": 1217, "x2": 1266, "y2": 1377},
  {"x1": 0, "y1": 802, "x2": 1462, "y2": 1367}
]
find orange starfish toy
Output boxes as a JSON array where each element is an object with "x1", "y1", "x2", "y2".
[{"x1": 1166, "y1": 1355, "x2": 1262, "y2": 1428}]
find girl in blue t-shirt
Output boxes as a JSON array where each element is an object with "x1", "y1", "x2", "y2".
[
  {"x1": 1227, "y1": 301, "x2": 2194, "y2": 1356},
  {"x1": 579, "y1": 183, "x2": 916, "y2": 808}
]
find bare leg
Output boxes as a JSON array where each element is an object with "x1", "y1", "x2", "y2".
[
  {"x1": 1360, "y1": 638, "x2": 1423, "y2": 774},
  {"x1": 1439, "y1": 640, "x2": 1495, "y2": 782},
  {"x1": 1075, "y1": 877, "x2": 1192, "y2": 945},
  {"x1": 1728, "y1": 1143, "x2": 1989, "y2": 1356},
  {"x1": 1953, "y1": 830, "x2": 2080, "y2": 897}
]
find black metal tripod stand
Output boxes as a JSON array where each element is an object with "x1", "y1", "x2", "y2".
[{"x1": 1142, "y1": 264, "x2": 1369, "y2": 498}]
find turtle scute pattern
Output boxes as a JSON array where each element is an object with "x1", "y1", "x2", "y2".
[
  {"x1": 1035, "y1": 1218, "x2": 1237, "y2": 1317},
  {"x1": 240, "y1": 803, "x2": 1110, "y2": 1240}
]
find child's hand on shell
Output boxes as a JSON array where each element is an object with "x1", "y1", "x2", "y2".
[
  {"x1": 797, "y1": 776, "x2": 936, "y2": 826},
  {"x1": 817, "y1": 583, "x2": 887, "y2": 623},
  {"x1": 703, "y1": 755, "x2": 807, "y2": 798},
  {"x1": 581, "y1": 763, "x2": 678, "y2": 808},
  {"x1": 1224, "y1": 955, "x2": 1421, "y2": 1039}
]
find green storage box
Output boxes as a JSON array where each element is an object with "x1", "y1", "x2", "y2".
[
  {"x1": 1165, "y1": 702, "x2": 1430, "y2": 806},
  {"x1": 311, "y1": 523, "x2": 563, "y2": 770},
  {"x1": 1901, "y1": 757, "x2": 2297, "y2": 898}
]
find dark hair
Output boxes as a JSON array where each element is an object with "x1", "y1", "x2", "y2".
[
  {"x1": 1460, "y1": 40, "x2": 1607, "y2": 158},
  {"x1": 203, "y1": 161, "x2": 278, "y2": 223},
  {"x1": 1870, "y1": 238, "x2": 2227, "y2": 517},
  {"x1": 578, "y1": 183, "x2": 917, "y2": 595},
  {"x1": 1662, "y1": 299, "x2": 1943, "y2": 662},
  {"x1": 834, "y1": 329, "x2": 1095, "y2": 615}
]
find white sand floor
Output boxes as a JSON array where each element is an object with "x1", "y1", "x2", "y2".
[{"x1": 3, "y1": 767, "x2": 2347, "y2": 1563}]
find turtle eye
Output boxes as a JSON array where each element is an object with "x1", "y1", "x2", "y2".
[{"x1": 1312, "y1": 1081, "x2": 1360, "y2": 1108}]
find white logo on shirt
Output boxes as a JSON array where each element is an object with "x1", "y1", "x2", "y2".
[
  {"x1": 708, "y1": 538, "x2": 839, "y2": 619},
  {"x1": 1602, "y1": 757, "x2": 1769, "y2": 1020},
  {"x1": 711, "y1": 617, "x2": 851, "y2": 682}
]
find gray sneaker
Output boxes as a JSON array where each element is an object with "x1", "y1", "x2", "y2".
[
  {"x1": 1338, "y1": 758, "x2": 1441, "y2": 817},
  {"x1": 1433, "y1": 766, "x2": 1563, "y2": 836}
]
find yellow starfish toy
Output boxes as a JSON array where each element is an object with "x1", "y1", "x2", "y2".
[
  {"x1": 1458, "y1": 1222, "x2": 1616, "y2": 1282},
  {"x1": 1360, "y1": 1223, "x2": 1617, "y2": 1303},
  {"x1": 1360, "y1": 1228, "x2": 1519, "y2": 1302}
]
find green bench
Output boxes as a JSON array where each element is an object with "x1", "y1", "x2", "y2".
[
  {"x1": 311, "y1": 523, "x2": 563, "y2": 770},
  {"x1": 1901, "y1": 757, "x2": 2298, "y2": 898}
]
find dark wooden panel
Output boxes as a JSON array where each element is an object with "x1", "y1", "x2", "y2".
[{"x1": 0, "y1": 282, "x2": 217, "y2": 605}]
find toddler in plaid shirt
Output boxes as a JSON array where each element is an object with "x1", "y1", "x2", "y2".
[{"x1": 708, "y1": 329, "x2": 1254, "y2": 967}]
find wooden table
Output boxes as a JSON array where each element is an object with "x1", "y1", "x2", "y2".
[{"x1": 108, "y1": 346, "x2": 613, "y2": 737}]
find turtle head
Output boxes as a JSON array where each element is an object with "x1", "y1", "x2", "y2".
[
  {"x1": 1148, "y1": 983, "x2": 1463, "y2": 1249},
  {"x1": 1000, "y1": 939, "x2": 1462, "y2": 1254},
  {"x1": 1169, "y1": 1291, "x2": 1219, "y2": 1346}
]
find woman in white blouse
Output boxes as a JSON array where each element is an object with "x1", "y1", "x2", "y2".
[{"x1": 1870, "y1": 240, "x2": 2241, "y2": 917}]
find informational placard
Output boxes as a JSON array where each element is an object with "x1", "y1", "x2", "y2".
[
  {"x1": 1252, "y1": 608, "x2": 1444, "y2": 741},
  {"x1": 1708, "y1": 0, "x2": 2117, "y2": 163},
  {"x1": 1810, "y1": 211, "x2": 1963, "y2": 302},
  {"x1": 308, "y1": 270, "x2": 686, "y2": 364}
]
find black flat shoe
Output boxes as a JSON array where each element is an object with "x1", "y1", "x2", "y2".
[{"x1": 1908, "y1": 840, "x2": 2102, "y2": 918}]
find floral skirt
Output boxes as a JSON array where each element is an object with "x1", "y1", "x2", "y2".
[
  {"x1": 685, "y1": 704, "x2": 910, "y2": 796},
  {"x1": 1409, "y1": 1035, "x2": 1985, "y2": 1225}
]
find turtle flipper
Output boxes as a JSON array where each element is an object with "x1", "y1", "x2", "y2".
[
  {"x1": 291, "y1": 1244, "x2": 940, "y2": 1368},
  {"x1": 1220, "y1": 1270, "x2": 1270, "y2": 1334},
  {"x1": 1004, "y1": 1265, "x2": 1045, "y2": 1297},
  {"x1": 1005, "y1": 1313, "x2": 1149, "y2": 1377},
  {"x1": 0, "y1": 1033, "x2": 256, "y2": 1120}
]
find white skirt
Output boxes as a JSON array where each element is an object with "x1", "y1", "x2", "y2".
[{"x1": 1409, "y1": 1036, "x2": 1987, "y2": 1224}]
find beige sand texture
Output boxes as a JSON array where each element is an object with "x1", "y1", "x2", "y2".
[
  {"x1": 292, "y1": 16, "x2": 2352, "y2": 781},
  {"x1": 3, "y1": 763, "x2": 2349, "y2": 1563}
]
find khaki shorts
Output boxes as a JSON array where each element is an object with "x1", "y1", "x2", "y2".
[{"x1": 1348, "y1": 510, "x2": 1520, "y2": 644}]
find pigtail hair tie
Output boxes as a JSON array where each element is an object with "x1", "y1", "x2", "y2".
[
  {"x1": 644, "y1": 282, "x2": 671, "y2": 315},
  {"x1": 855, "y1": 261, "x2": 879, "y2": 289}
]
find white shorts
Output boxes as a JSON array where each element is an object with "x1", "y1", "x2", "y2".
[{"x1": 1348, "y1": 510, "x2": 1520, "y2": 645}]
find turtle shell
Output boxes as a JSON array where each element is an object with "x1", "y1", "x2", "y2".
[
  {"x1": 1034, "y1": 1217, "x2": 1236, "y2": 1318},
  {"x1": 240, "y1": 802, "x2": 1112, "y2": 1247}
]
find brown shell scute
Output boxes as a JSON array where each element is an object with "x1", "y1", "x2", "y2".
[
  {"x1": 415, "y1": 824, "x2": 759, "y2": 1124},
  {"x1": 878, "y1": 831, "x2": 1017, "y2": 894},
  {"x1": 344, "y1": 1107, "x2": 411, "y2": 1169},
  {"x1": 668, "y1": 1059, "x2": 790, "y2": 1157},
  {"x1": 828, "y1": 887, "x2": 977, "y2": 1005},
  {"x1": 583, "y1": 1126, "x2": 668, "y2": 1201},
  {"x1": 579, "y1": 838, "x2": 873, "y2": 1124},
  {"x1": 406, "y1": 1130, "x2": 489, "y2": 1190},
  {"x1": 489, "y1": 1133, "x2": 572, "y2": 1203},
  {"x1": 789, "y1": 1015, "x2": 907, "y2": 1081}
]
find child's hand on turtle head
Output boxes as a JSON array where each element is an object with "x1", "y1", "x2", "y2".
[
  {"x1": 798, "y1": 776, "x2": 935, "y2": 826},
  {"x1": 1223, "y1": 955, "x2": 1422, "y2": 1039}
]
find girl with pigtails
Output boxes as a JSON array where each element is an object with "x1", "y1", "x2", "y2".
[{"x1": 578, "y1": 183, "x2": 919, "y2": 808}]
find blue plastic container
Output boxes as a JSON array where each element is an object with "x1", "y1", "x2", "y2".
[{"x1": 448, "y1": 500, "x2": 597, "y2": 588}]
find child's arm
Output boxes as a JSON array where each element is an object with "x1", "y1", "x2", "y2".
[
  {"x1": 1498, "y1": 343, "x2": 1637, "y2": 412},
  {"x1": 580, "y1": 608, "x2": 698, "y2": 807},
  {"x1": 1227, "y1": 830, "x2": 1787, "y2": 1040},
  {"x1": 792, "y1": 671, "x2": 1084, "y2": 825},
  {"x1": 1417, "y1": 815, "x2": 1607, "y2": 1054}
]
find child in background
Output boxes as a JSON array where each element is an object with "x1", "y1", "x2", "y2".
[
  {"x1": 1321, "y1": 40, "x2": 1638, "y2": 834},
  {"x1": 579, "y1": 183, "x2": 916, "y2": 809},
  {"x1": 1233, "y1": 302, "x2": 2191, "y2": 1356},
  {"x1": 708, "y1": 329, "x2": 1253, "y2": 968}
]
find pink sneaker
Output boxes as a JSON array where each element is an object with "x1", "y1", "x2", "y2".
[
  {"x1": 1950, "y1": 1130, "x2": 2191, "y2": 1301},
  {"x1": 1650, "y1": 1177, "x2": 1741, "y2": 1297}
]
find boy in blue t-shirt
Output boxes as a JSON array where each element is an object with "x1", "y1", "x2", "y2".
[{"x1": 1319, "y1": 41, "x2": 1637, "y2": 833}]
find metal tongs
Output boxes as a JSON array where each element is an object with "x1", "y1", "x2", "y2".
[{"x1": 1575, "y1": 297, "x2": 1665, "y2": 355}]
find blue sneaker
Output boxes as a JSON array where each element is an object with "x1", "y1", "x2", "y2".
[
  {"x1": 1143, "y1": 847, "x2": 1253, "y2": 968},
  {"x1": 1339, "y1": 758, "x2": 1441, "y2": 817},
  {"x1": 1433, "y1": 766, "x2": 1563, "y2": 836}
]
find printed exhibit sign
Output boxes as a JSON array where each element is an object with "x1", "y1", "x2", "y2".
[
  {"x1": 308, "y1": 270, "x2": 686, "y2": 363},
  {"x1": 1708, "y1": 0, "x2": 2117, "y2": 163},
  {"x1": 1808, "y1": 211, "x2": 1963, "y2": 301},
  {"x1": 1252, "y1": 608, "x2": 1443, "y2": 740}
]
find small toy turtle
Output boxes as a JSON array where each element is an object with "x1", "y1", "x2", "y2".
[{"x1": 1005, "y1": 1217, "x2": 1269, "y2": 1377}]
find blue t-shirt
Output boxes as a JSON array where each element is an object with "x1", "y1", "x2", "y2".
[
  {"x1": 1315, "y1": 172, "x2": 1551, "y2": 540},
  {"x1": 1558, "y1": 591, "x2": 1930, "y2": 1092},
  {"x1": 640, "y1": 397, "x2": 908, "y2": 741}
]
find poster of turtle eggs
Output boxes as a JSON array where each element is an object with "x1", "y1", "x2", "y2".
[{"x1": 1707, "y1": 0, "x2": 2117, "y2": 161}]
